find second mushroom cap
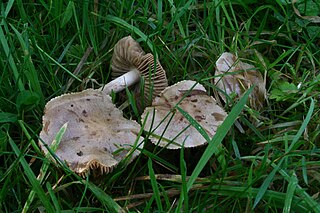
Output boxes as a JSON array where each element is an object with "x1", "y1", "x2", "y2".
[{"x1": 141, "y1": 80, "x2": 228, "y2": 149}]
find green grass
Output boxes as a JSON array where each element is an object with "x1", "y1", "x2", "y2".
[{"x1": 1, "y1": 0, "x2": 320, "y2": 212}]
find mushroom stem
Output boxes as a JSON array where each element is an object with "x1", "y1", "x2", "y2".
[{"x1": 101, "y1": 69, "x2": 141, "y2": 94}]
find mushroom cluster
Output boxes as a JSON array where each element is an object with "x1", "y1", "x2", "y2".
[
  {"x1": 40, "y1": 37, "x2": 255, "y2": 178},
  {"x1": 39, "y1": 36, "x2": 168, "y2": 177}
]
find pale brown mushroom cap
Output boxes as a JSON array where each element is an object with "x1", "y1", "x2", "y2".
[
  {"x1": 39, "y1": 89, "x2": 144, "y2": 176},
  {"x1": 111, "y1": 36, "x2": 168, "y2": 104},
  {"x1": 141, "y1": 80, "x2": 228, "y2": 149},
  {"x1": 111, "y1": 35, "x2": 145, "y2": 74},
  {"x1": 214, "y1": 52, "x2": 266, "y2": 110}
]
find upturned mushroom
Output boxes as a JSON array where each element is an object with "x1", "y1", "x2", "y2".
[
  {"x1": 39, "y1": 89, "x2": 144, "y2": 177},
  {"x1": 141, "y1": 80, "x2": 228, "y2": 149},
  {"x1": 102, "y1": 36, "x2": 168, "y2": 105},
  {"x1": 214, "y1": 52, "x2": 266, "y2": 110}
]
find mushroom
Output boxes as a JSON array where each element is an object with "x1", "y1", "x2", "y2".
[
  {"x1": 102, "y1": 36, "x2": 168, "y2": 105},
  {"x1": 214, "y1": 52, "x2": 266, "y2": 110},
  {"x1": 39, "y1": 89, "x2": 144, "y2": 177},
  {"x1": 141, "y1": 80, "x2": 228, "y2": 149}
]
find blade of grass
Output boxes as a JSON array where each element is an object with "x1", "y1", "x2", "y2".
[
  {"x1": 148, "y1": 158, "x2": 163, "y2": 212},
  {"x1": 0, "y1": 112, "x2": 18, "y2": 123},
  {"x1": 144, "y1": 196, "x2": 155, "y2": 213},
  {"x1": 86, "y1": 181, "x2": 125, "y2": 213},
  {"x1": 4, "y1": 0, "x2": 15, "y2": 18},
  {"x1": 60, "y1": 1, "x2": 74, "y2": 28},
  {"x1": 8, "y1": 136, "x2": 54, "y2": 212},
  {"x1": 176, "y1": 105, "x2": 226, "y2": 166},
  {"x1": 301, "y1": 156, "x2": 308, "y2": 185},
  {"x1": 17, "y1": 120, "x2": 41, "y2": 154},
  {"x1": 22, "y1": 122, "x2": 67, "y2": 213},
  {"x1": 287, "y1": 98, "x2": 314, "y2": 153},
  {"x1": 125, "y1": 87, "x2": 139, "y2": 118},
  {"x1": 104, "y1": 15, "x2": 154, "y2": 54},
  {"x1": 35, "y1": 43, "x2": 82, "y2": 82},
  {"x1": 231, "y1": 139, "x2": 241, "y2": 159},
  {"x1": 167, "y1": 0, "x2": 193, "y2": 44},
  {"x1": 0, "y1": 25, "x2": 25, "y2": 92},
  {"x1": 243, "y1": 155, "x2": 320, "y2": 212},
  {"x1": 175, "y1": 139, "x2": 188, "y2": 212},
  {"x1": 10, "y1": 24, "x2": 45, "y2": 107},
  {"x1": 46, "y1": 182, "x2": 61, "y2": 212},
  {"x1": 283, "y1": 172, "x2": 298, "y2": 213},
  {"x1": 77, "y1": 175, "x2": 89, "y2": 213},
  {"x1": 207, "y1": 185, "x2": 309, "y2": 211},
  {"x1": 186, "y1": 86, "x2": 253, "y2": 192},
  {"x1": 253, "y1": 158, "x2": 284, "y2": 209},
  {"x1": 268, "y1": 48, "x2": 295, "y2": 70},
  {"x1": 277, "y1": 167, "x2": 320, "y2": 212}
]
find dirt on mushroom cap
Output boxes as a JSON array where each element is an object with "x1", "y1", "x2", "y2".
[
  {"x1": 39, "y1": 89, "x2": 144, "y2": 176},
  {"x1": 141, "y1": 80, "x2": 228, "y2": 149}
]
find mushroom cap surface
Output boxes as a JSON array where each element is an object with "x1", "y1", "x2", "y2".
[
  {"x1": 39, "y1": 89, "x2": 144, "y2": 176},
  {"x1": 111, "y1": 36, "x2": 168, "y2": 104},
  {"x1": 214, "y1": 52, "x2": 266, "y2": 110},
  {"x1": 141, "y1": 80, "x2": 227, "y2": 149}
]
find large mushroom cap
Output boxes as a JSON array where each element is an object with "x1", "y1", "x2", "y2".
[
  {"x1": 111, "y1": 36, "x2": 168, "y2": 104},
  {"x1": 39, "y1": 89, "x2": 144, "y2": 176},
  {"x1": 214, "y1": 52, "x2": 266, "y2": 110},
  {"x1": 141, "y1": 80, "x2": 228, "y2": 149}
]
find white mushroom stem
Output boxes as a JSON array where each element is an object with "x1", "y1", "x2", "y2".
[{"x1": 101, "y1": 69, "x2": 141, "y2": 94}]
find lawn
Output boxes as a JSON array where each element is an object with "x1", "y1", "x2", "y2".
[{"x1": 1, "y1": 0, "x2": 320, "y2": 212}]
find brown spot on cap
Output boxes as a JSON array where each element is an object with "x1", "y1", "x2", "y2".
[
  {"x1": 43, "y1": 121, "x2": 50, "y2": 134},
  {"x1": 179, "y1": 89, "x2": 207, "y2": 97},
  {"x1": 212, "y1": 112, "x2": 225, "y2": 121},
  {"x1": 195, "y1": 115, "x2": 205, "y2": 122}
]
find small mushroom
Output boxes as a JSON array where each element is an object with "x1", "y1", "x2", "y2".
[
  {"x1": 39, "y1": 89, "x2": 144, "y2": 177},
  {"x1": 214, "y1": 52, "x2": 266, "y2": 110},
  {"x1": 102, "y1": 36, "x2": 168, "y2": 105},
  {"x1": 141, "y1": 80, "x2": 228, "y2": 149}
]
